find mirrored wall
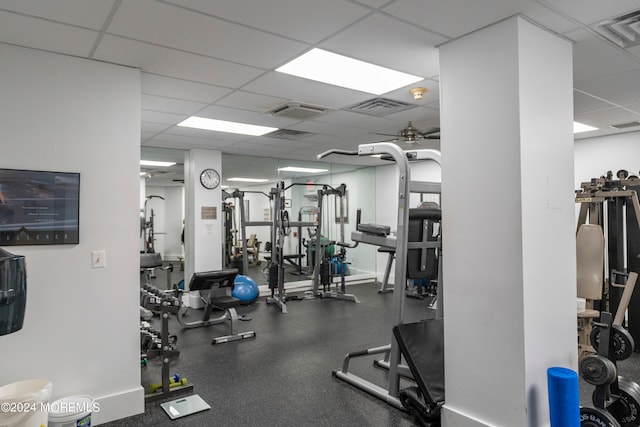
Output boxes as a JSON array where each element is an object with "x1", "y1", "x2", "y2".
[{"x1": 141, "y1": 148, "x2": 377, "y2": 286}]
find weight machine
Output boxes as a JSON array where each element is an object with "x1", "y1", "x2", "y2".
[
  {"x1": 292, "y1": 205, "x2": 318, "y2": 276},
  {"x1": 318, "y1": 143, "x2": 444, "y2": 415},
  {"x1": 576, "y1": 170, "x2": 640, "y2": 344},
  {"x1": 311, "y1": 184, "x2": 358, "y2": 302},
  {"x1": 141, "y1": 195, "x2": 164, "y2": 254},
  {"x1": 224, "y1": 189, "x2": 272, "y2": 275},
  {"x1": 265, "y1": 181, "x2": 319, "y2": 313}
]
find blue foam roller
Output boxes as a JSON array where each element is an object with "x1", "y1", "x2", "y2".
[{"x1": 547, "y1": 367, "x2": 579, "y2": 427}]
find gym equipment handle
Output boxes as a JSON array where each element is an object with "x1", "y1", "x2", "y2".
[{"x1": 316, "y1": 149, "x2": 358, "y2": 160}]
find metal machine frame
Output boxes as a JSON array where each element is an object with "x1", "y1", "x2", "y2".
[{"x1": 318, "y1": 143, "x2": 443, "y2": 409}]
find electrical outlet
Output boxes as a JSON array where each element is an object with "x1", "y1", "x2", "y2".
[{"x1": 92, "y1": 250, "x2": 106, "y2": 268}]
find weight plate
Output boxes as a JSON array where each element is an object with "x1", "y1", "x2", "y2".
[
  {"x1": 581, "y1": 406, "x2": 622, "y2": 427},
  {"x1": 590, "y1": 324, "x2": 635, "y2": 361},
  {"x1": 580, "y1": 355, "x2": 617, "y2": 386},
  {"x1": 607, "y1": 377, "x2": 640, "y2": 427}
]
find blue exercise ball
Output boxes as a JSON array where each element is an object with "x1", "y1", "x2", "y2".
[{"x1": 232, "y1": 275, "x2": 259, "y2": 303}]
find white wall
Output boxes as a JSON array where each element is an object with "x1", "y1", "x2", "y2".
[
  {"x1": 0, "y1": 44, "x2": 142, "y2": 424},
  {"x1": 574, "y1": 131, "x2": 640, "y2": 187}
]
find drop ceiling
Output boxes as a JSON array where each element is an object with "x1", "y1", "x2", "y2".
[{"x1": 2, "y1": 0, "x2": 640, "y2": 186}]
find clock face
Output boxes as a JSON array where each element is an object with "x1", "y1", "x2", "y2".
[{"x1": 200, "y1": 168, "x2": 220, "y2": 189}]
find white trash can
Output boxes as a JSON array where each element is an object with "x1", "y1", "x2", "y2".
[
  {"x1": 47, "y1": 396, "x2": 93, "y2": 427},
  {"x1": 0, "y1": 378, "x2": 53, "y2": 427}
]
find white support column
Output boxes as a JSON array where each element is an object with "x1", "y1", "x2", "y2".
[
  {"x1": 184, "y1": 148, "x2": 223, "y2": 301},
  {"x1": 439, "y1": 15, "x2": 577, "y2": 426}
]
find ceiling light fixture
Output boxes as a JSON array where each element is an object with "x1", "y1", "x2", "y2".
[
  {"x1": 276, "y1": 48, "x2": 423, "y2": 95},
  {"x1": 278, "y1": 166, "x2": 329, "y2": 173},
  {"x1": 140, "y1": 160, "x2": 176, "y2": 167},
  {"x1": 574, "y1": 121, "x2": 598, "y2": 134},
  {"x1": 178, "y1": 116, "x2": 278, "y2": 136},
  {"x1": 227, "y1": 177, "x2": 269, "y2": 183}
]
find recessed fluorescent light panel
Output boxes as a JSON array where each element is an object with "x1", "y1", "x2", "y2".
[
  {"x1": 140, "y1": 160, "x2": 176, "y2": 167},
  {"x1": 276, "y1": 48, "x2": 423, "y2": 95},
  {"x1": 227, "y1": 177, "x2": 269, "y2": 183},
  {"x1": 574, "y1": 121, "x2": 598, "y2": 134},
  {"x1": 178, "y1": 116, "x2": 278, "y2": 136},
  {"x1": 278, "y1": 166, "x2": 329, "y2": 173}
]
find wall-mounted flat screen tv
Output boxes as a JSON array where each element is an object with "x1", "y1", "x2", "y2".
[{"x1": 0, "y1": 168, "x2": 80, "y2": 245}]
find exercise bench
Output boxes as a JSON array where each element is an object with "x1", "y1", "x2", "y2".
[
  {"x1": 393, "y1": 318, "x2": 445, "y2": 426},
  {"x1": 177, "y1": 269, "x2": 256, "y2": 345}
]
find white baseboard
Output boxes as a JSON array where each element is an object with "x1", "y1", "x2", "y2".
[{"x1": 92, "y1": 386, "x2": 144, "y2": 425}]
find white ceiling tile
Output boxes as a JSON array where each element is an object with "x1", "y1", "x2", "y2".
[
  {"x1": 141, "y1": 94, "x2": 208, "y2": 115},
  {"x1": 574, "y1": 90, "x2": 622, "y2": 114},
  {"x1": 384, "y1": 107, "x2": 441, "y2": 128},
  {"x1": 351, "y1": 0, "x2": 391, "y2": 8},
  {"x1": 383, "y1": 0, "x2": 561, "y2": 39},
  {"x1": 575, "y1": 69, "x2": 640, "y2": 106},
  {"x1": 567, "y1": 28, "x2": 640, "y2": 83},
  {"x1": 627, "y1": 45, "x2": 640, "y2": 61},
  {"x1": 141, "y1": 130, "x2": 159, "y2": 141},
  {"x1": 164, "y1": 126, "x2": 252, "y2": 143},
  {"x1": 383, "y1": 79, "x2": 441, "y2": 105},
  {"x1": 319, "y1": 13, "x2": 443, "y2": 78},
  {"x1": 141, "y1": 110, "x2": 189, "y2": 125},
  {"x1": 0, "y1": 11, "x2": 99, "y2": 57},
  {"x1": 94, "y1": 35, "x2": 265, "y2": 87},
  {"x1": 194, "y1": 104, "x2": 299, "y2": 128},
  {"x1": 216, "y1": 91, "x2": 288, "y2": 114},
  {"x1": 294, "y1": 120, "x2": 372, "y2": 137},
  {"x1": 313, "y1": 110, "x2": 396, "y2": 132},
  {"x1": 623, "y1": 100, "x2": 640, "y2": 114},
  {"x1": 0, "y1": 0, "x2": 117, "y2": 30},
  {"x1": 541, "y1": 0, "x2": 640, "y2": 25},
  {"x1": 243, "y1": 72, "x2": 373, "y2": 110},
  {"x1": 148, "y1": 133, "x2": 238, "y2": 149},
  {"x1": 575, "y1": 106, "x2": 640, "y2": 128},
  {"x1": 165, "y1": 0, "x2": 371, "y2": 44},
  {"x1": 109, "y1": 0, "x2": 307, "y2": 69},
  {"x1": 228, "y1": 141, "x2": 306, "y2": 154},
  {"x1": 141, "y1": 122, "x2": 171, "y2": 134},
  {"x1": 141, "y1": 74, "x2": 232, "y2": 103}
]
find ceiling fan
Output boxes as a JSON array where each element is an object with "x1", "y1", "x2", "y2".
[{"x1": 372, "y1": 121, "x2": 440, "y2": 144}]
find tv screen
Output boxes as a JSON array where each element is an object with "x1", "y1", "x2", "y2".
[{"x1": 0, "y1": 168, "x2": 80, "y2": 245}]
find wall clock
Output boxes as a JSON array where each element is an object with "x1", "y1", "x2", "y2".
[{"x1": 199, "y1": 168, "x2": 220, "y2": 189}]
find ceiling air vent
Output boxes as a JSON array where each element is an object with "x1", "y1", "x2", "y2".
[
  {"x1": 345, "y1": 97, "x2": 416, "y2": 117},
  {"x1": 264, "y1": 129, "x2": 314, "y2": 140},
  {"x1": 592, "y1": 9, "x2": 640, "y2": 48},
  {"x1": 610, "y1": 120, "x2": 640, "y2": 130},
  {"x1": 266, "y1": 102, "x2": 332, "y2": 120}
]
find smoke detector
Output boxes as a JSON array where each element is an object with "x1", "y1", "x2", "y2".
[{"x1": 410, "y1": 87, "x2": 427, "y2": 100}]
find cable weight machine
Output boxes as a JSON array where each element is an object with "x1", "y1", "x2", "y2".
[{"x1": 311, "y1": 183, "x2": 358, "y2": 302}]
